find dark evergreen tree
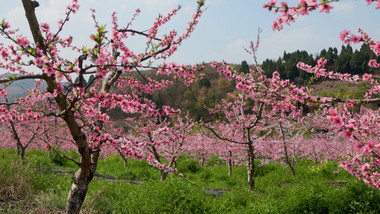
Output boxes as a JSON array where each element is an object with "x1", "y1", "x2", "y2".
[
  {"x1": 239, "y1": 60, "x2": 250, "y2": 74},
  {"x1": 319, "y1": 48, "x2": 327, "y2": 59},
  {"x1": 325, "y1": 47, "x2": 338, "y2": 70},
  {"x1": 284, "y1": 55, "x2": 299, "y2": 81},
  {"x1": 282, "y1": 51, "x2": 290, "y2": 61},
  {"x1": 275, "y1": 57, "x2": 285, "y2": 79},
  {"x1": 198, "y1": 77, "x2": 211, "y2": 88},
  {"x1": 350, "y1": 50, "x2": 365, "y2": 74},
  {"x1": 335, "y1": 44, "x2": 353, "y2": 74},
  {"x1": 262, "y1": 59, "x2": 276, "y2": 77}
]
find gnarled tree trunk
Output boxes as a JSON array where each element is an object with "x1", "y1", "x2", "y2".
[
  {"x1": 65, "y1": 150, "x2": 99, "y2": 214},
  {"x1": 65, "y1": 177, "x2": 89, "y2": 213}
]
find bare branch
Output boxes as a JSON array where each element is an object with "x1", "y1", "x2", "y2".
[
  {"x1": 0, "y1": 74, "x2": 44, "y2": 84},
  {"x1": 0, "y1": 102, "x2": 19, "y2": 106},
  {"x1": 117, "y1": 29, "x2": 162, "y2": 41},
  {"x1": 247, "y1": 102, "x2": 264, "y2": 129},
  {"x1": 328, "y1": 97, "x2": 380, "y2": 104},
  {"x1": 49, "y1": 146, "x2": 81, "y2": 166},
  {"x1": 203, "y1": 125, "x2": 248, "y2": 145},
  {"x1": 134, "y1": 67, "x2": 149, "y2": 83}
]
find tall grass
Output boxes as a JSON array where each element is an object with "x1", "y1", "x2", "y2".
[
  {"x1": 0, "y1": 148, "x2": 379, "y2": 213},
  {"x1": 0, "y1": 150, "x2": 34, "y2": 202}
]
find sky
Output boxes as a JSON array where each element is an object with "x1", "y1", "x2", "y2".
[{"x1": 1, "y1": 0, "x2": 380, "y2": 66}]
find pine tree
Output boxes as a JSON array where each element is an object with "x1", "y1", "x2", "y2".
[{"x1": 239, "y1": 60, "x2": 250, "y2": 74}]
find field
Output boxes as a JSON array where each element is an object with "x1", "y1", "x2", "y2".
[{"x1": 1, "y1": 148, "x2": 379, "y2": 214}]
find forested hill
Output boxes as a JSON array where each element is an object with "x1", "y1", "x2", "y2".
[
  {"x1": 109, "y1": 63, "x2": 240, "y2": 122},
  {"x1": 262, "y1": 43, "x2": 380, "y2": 85},
  {"x1": 115, "y1": 43, "x2": 379, "y2": 122}
]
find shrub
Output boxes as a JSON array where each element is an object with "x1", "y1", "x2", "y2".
[
  {"x1": 205, "y1": 155, "x2": 225, "y2": 167},
  {"x1": 254, "y1": 162, "x2": 282, "y2": 177},
  {"x1": 49, "y1": 151, "x2": 68, "y2": 166},
  {"x1": 177, "y1": 159, "x2": 202, "y2": 174}
]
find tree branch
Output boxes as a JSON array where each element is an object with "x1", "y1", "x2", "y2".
[
  {"x1": 0, "y1": 74, "x2": 44, "y2": 84},
  {"x1": 327, "y1": 97, "x2": 380, "y2": 104},
  {"x1": 117, "y1": 29, "x2": 162, "y2": 41},
  {"x1": 49, "y1": 146, "x2": 81, "y2": 167},
  {"x1": 21, "y1": 0, "x2": 45, "y2": 49},
  {"x1": 203, "y1": 125, "x2": 248, "y2": 145}
]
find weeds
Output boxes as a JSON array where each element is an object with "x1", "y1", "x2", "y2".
[
  {"x1": 0, "y1": 148, "x2": 379, "y2": 213},
  {"x1": 0, "y1": 153, "x2": 33, "y2": 203}
]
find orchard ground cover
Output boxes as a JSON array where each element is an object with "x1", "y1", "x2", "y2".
[
  {"x1": 0, "y1": 149, "x2": 380, "y2": 213},
  {"x1": 1, "y1": 148, "x2": 380, "y2": 213}
]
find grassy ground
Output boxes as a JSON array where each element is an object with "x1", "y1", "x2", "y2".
[{"x1": 1, "y1": 148, "x2": 379, "y2": 213}]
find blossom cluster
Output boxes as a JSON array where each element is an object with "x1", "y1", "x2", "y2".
[{"x1": 264, "y1": 0, "x2": 380, "y2": 31}]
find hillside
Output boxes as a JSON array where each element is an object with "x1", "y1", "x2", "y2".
[
  {"x1": 2, "y1": 74, "x2": 36, "y2": 101},
  {"x1": 117, "y1": 58, "x2": 378, "y2": 122}
]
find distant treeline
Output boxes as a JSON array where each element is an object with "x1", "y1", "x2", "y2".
[{"x1": 261, "y1": 43, "x2": 380, "y2": 84}]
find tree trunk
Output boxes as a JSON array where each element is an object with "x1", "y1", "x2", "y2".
[
  {"x1": 150, "y1": 145, "x2": 170, "y2": 181},
  {"x1": 21, "y1": 1, "x2": 100, "y2": 213},
  {"x1": 20, "y1": 149, "x2": 26, "y2": 162},
  {"x1": 116, "y1": 148, "x2": 127, "y2": 168},
  {"x1": 21, "y1": 0, "x2": 45, "y2": 48},
  {"x1": 160, "y1": 171, "x2": 169, "y2": 182},
  {"x1": 65, "y1": 178, "x2": 89, "y2": 214},
  {"x1": 65, "y1": 150, "x2": 99, "y2": 214},
  {"x1": 279, "y1": 123, "x2": 296, "y2": 176},
  {"x1": 284, "y1": 142, "x2": 296, "y2": 176},
  {"x1": 246, "y1": 144, "x2": 255, "y2": 190},
  {"x1": 8, "y1": 118, "x2": 26, "y2": 161},
  {"x1": 228, "y1": 150, "x2": 232, "y2": 177},
  {"x1": 123, "y1": 157, "x2": 127, "y2": 168},
  {"x1": 160, "y1": 156, "x2": 176, "y2": 182}
]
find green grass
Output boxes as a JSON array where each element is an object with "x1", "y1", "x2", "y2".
[{"x1": 0, "y1": 148, "x2": 379, "y2": 213}]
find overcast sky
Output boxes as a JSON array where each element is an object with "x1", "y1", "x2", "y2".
[{"x1": 1, "y1": 0, "x2": 380, "y2": 66}]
